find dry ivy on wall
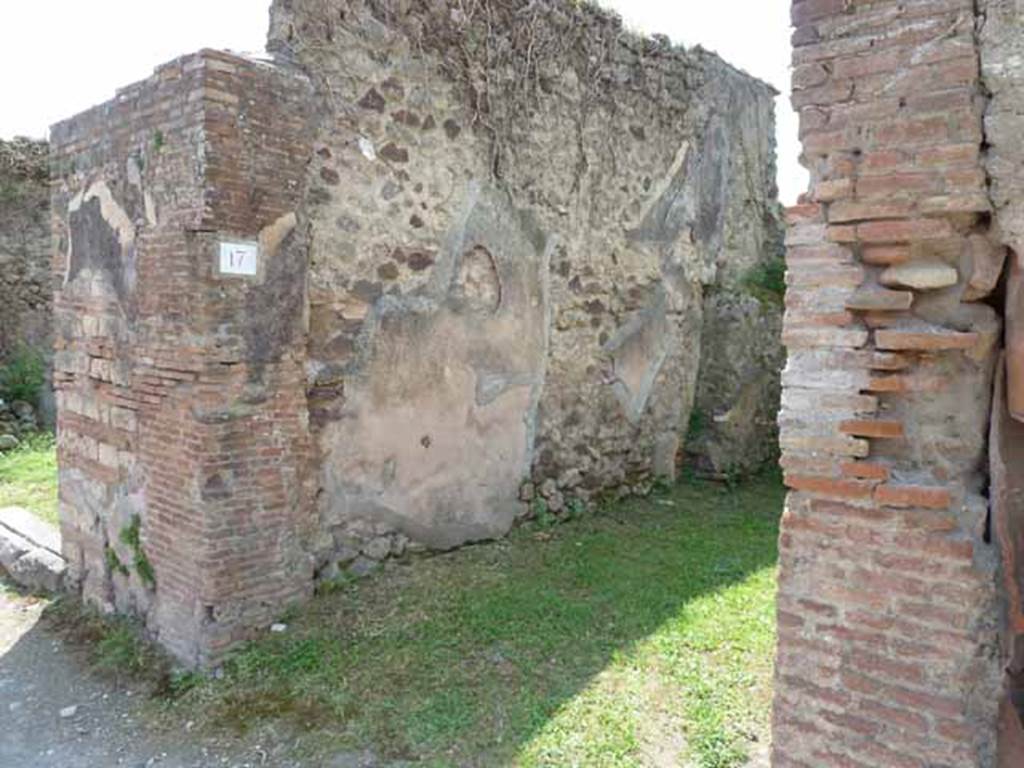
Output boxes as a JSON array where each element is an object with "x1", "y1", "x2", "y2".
[{"x1": 0, "y1": 138, "x2": 48, "y2": 182}]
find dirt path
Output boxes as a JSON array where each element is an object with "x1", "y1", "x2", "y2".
[{"x1": 0, "y1": 582, "x2": 348, "y2": 768}]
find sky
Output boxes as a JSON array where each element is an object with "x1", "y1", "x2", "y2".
[{"x1": 0, "y1": 0, "x2": 806, "y2": 203}]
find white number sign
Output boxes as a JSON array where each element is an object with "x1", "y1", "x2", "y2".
[{"x1": 219, "y1": 241, "x2": 259, "y2": 276}]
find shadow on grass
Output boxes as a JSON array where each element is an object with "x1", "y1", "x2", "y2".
[{"x1": 173, "y1": 474, "x2": 784, "y2": 767}]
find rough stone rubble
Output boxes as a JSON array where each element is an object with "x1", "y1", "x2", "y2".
[{"x1": 0, "y1": 138, "x2": 52, "y2": 423}]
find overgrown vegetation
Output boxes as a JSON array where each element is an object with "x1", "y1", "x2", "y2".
[
  {"x1": 741, "y1": 257, "x2": 786, "y2": 306},
  {"x1": 0, "y1": 431, "x2": 57, "y2": 525},
  {"x1": 106, "y1": 545, "x2": 130, "y2": 577},
  {"x1": 687, "y1": 407, "x2": 708, "y2": 442},
  {"x1": 164, "y1": 474, "x2": 783, "y2": 767},
  {"x1": 0, "y1": 343, "x2": 46, "y2": 408},
  {"x1": 119, "y1": 514, "x2": 156, "y2": 588}
]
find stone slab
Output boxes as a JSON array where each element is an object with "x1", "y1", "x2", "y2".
[
  {"x1": 0, "y1": 507, "x2": 61, "y2": 556},
  {"x1": 0, "y1": 507, "x2": 66, "y2": 592}
]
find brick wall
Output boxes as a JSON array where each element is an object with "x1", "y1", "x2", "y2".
[
  {"x1": 51, "y1": 50, "x2": 317, "y2": 665},
  {"x1": 774, "y1": 0, "x2": 1024, "y2": 765}
]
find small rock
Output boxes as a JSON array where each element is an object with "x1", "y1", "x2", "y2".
[
  {"x1": 539, "y1": 478, "x2": 558, "y2": 499},
  {"x1": 519, "y1": 482, "x2": 535, "y2": 502},
  {"x1": 270, "y1": 623, "x2": 288, "y2": 633},
  {"x1": 363, "y1": 535, "x2": 392, "y2": 560},
  {"x1": 845, "y1": 286, "x2": 914, "y2": 312},
  {"x1": 357, "y1": 136, "x2": 376, "y2": 161},
  {"x1": 547, "y1": 490, "x2": 565, "y2": 513},
  {"x1": 8, "y1": 546, "x2": 66, "y2": 592},
  {"x1": 11, "y1": 401, "x2": 34, "y2": 421},
  {"x1": 391, "y1": 533, "x2": 409, "y2": 557},
  {"x1": 0, "y1": 434, "x2": 18, "y2": 451},
  {"x1": 348, "y1": 556, "x2": 380, "y2": 577},
  {"x1": 557, "y1": 468, "x2": 583, "y2": 489},
  {"x1": 60, "y1": 705, "x2": 78, "y2": 718},
  {"x1": 332, "y1": 544, "x2": 360, "y2": 565},
  {"x1": 880, "y1": 261, "x2": 959, "y2": 290}
]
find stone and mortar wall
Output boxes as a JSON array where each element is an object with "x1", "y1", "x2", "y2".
[
  {"x1": 268, "y1": 0, "x2": 784, "y2": 574},
  {"x1": 51, "y1": 50, "x2": 318, "y2": 666},
  {"x1": 0, "y1": 138, "x2": 52, "y2": 400},
  {"x1": 775, "y1": 0, "x2": 1024, "y2": 765}
]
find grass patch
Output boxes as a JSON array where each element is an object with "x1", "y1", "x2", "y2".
[
  {"x1": 741, "y1": 257, "x2": 786, "y2": 307},
  {"x1": 170, "y1": 474, "x2": 783, "y2": 767},
  {"x1": 0, "y1": 431, "x2": 58, "y2": 525}
]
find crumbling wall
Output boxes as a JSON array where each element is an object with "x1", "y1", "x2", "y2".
[
  {"x1": 52, "y1": 1, "x2": 784, "y2": 665},
  {"x1": 51, "y1": 50, "x2": 318, "y2": 665},
  {"x1": 268, "y1": 0, "x2": 783, "y2": 573},
  {"x1": 774, "y1": 0, "x2": 1024, "y2": 765},
  {"x1": 0, "y1": 138, "x2": 52, "y2": 413}
]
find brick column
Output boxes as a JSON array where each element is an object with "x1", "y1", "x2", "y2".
[
  {"x1": 774, "y1": 1, "x2": 1005, "y2": 765},
  {"x1": 52, "y1": 50, "x2": 317, "y2": 665}
]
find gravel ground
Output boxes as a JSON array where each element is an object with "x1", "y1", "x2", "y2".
[{"x1": 0, "y1": 580, "x2": 356, "y2": 768}]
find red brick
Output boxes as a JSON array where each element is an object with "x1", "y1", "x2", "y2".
[
  {"x1": 861, "y1": 245, "x2": 911, "y2": 265},
  {"x1": 841, "y1": 461, "x2": 890, "y2": 481},
  {"x1": 856, "y1": 173, "x2": 939, "y2": 199},
  {"x1": 866, "y1": 375, "x2": 948, "y2": 393},
  {"x1": 857, "y1": 699, "x2": 929, "y2": 733},
  {"x1": 792, "y1": 0, "x2": 850, "y2": 25},
  {"x1": 785, "y1": 202, "x2": 826, "y2": 224},
  {"x1": 915, "y1": 143, "x2": 978, "y2": 168},
  {"x1": 875, "y1": 328, "x2": 980, "y2": 351},
  {"x1": 856, "y1": 218, "x2": 955, "y2": 243},
  {"x1": 839, "y1": 419, "x2": 904, "y2": 439},
  {"x1": 829, "y1": 199, "x2": 914, "y2": 223},
  {"x1": 785, "y1": 474, "x2": 875, "y2": 500},
  {"x1": 827, "y1": 224, "x2": 858, "y2": 243},
  {"x1": 813, "y1": 177, "x2": 854, "y2": 202},
  {"x1": 832, "y1": 49, "x2": 903, "y2": 79},
  {"x1": 875, "y1": 484, "x2": 953, "y2": 510},
  {"x1": 846, "y1": 649, "x2": 925, "y2": 685}
]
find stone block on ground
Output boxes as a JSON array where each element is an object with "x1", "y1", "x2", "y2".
[{"x1": 0, "y1": 507, "x2": 66, "y2": 592}]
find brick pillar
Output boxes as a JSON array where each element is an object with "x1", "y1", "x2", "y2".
[
  {"x1": 774, "y1": 1, "x2": 1005, "y2": 765},
  {"x1": 51, "y1": 50, "x2": 317, "y2": 665}
]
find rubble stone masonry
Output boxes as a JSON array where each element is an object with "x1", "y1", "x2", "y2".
[
  {"x1": 776, "y1": 0, "x2": 1024, "y2": 765},
  {"x1": 268, "y1": 0, "x2": 783, "y2": 572},
  {"x1": 0, "y1": 138, "x2": 51, "y2": 368}
]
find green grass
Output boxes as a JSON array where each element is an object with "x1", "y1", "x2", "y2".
[
  {"x1": 0, "y1": 432, "x2": 58, "y2": 525},
  {"x1": 169, "y1": 474, "x2": 783, "y2": 767},
  {"x1": 741, "y1": 257, "x2": 786, "y2": 307}
]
